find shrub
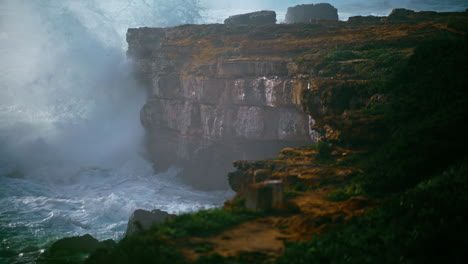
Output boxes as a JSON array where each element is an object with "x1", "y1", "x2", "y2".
[
  {"x1": 295, "y1": 57, "x2": 305, "y2": 64},
  {"x1": 324, "y1": 50, "x2": 358, "y2": 61},
  {"x1": 363, "y1": 35, "x2": 468, "y2": 195},
  {"x1": 293, "y1": 182, "x2": 308, "y2": 192},
  {"x1": 327, "y1": 184, "x2": 363, "y2": 202},
  {"x1": 316, "y1": 141, "x2": 333, "y2": 161},
  {"x1": 154, "y1": 209, "x2": 259, "y2": 238}
]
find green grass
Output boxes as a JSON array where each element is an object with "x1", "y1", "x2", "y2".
[
  {"x1": 86, "y1": 233, "x2": 185, "y2": 264},
  {"x1": 153, "y1": 209, "x2": 261, "y2": 238},
  {"x1": 86, "y1": 208, "x2": 263, "y2": 264},
  {"x1": 327, "y1": 183, "x2": 363, "y2": 202},
  {"x1": 335, "y1": 152, "x2": 369, "y2": 166},
  {"x1": 293, "y1": 182, "x2": 309, "y2": 192},
  {"x1": 284, "y1": 190, "x2": 301, "y2": 200},
  {"x1": 316, "y1": 141, "x2": 334, "y2": 161},
  {"x1": 294, "y1": 57, "x2": 305, "y2": 64}
]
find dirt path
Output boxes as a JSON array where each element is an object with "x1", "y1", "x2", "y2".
[
  {"x1": 183, "y1": 188, "x2": 374, "y2": 261},
  {"x1": 183, "y1": 148, "x2": 375, "y2": 261}
]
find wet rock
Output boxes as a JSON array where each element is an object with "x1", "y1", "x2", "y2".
[
  {"x1": 126, "y1": 209, "x2": 175, "y2": 237},
  {"x1": 224, "y1": 11, "x2": 276, "y2": 25},
  {"x1": 285, "y1": 3, "x2": 338, "y2": 23},
  {"x1": 40, "y1": 234, "x2": 115, "y2": 263}
]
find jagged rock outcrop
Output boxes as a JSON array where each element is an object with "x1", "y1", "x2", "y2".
[
  {"x1": 224, "y1": 10, "x2": 276, "y2": 25},
  {"x1": 126, "y1": 209, "x2": 175, "y2": 237},
  {"x1": 284, "y1": 3, "x2": 338, "y2": 23}
]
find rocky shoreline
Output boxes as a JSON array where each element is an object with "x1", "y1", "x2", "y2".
[{"x1": 37, "y1": 6, "x2": 468, "y2": 264}]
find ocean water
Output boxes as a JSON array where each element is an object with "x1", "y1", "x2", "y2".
[{"x1": 0, "y1": 159, "x2": 232, "y2": 263}]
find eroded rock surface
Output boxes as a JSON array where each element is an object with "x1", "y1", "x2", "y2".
[
  {"x1": 284, "y1": 3, "x2": 338, "y2": 23},
  {"x1": 127, "y1": 25, "x2": 314, "y2": 189},
  {"x1": 224, "y1": 10, "x2": 276, "y2": 25}
]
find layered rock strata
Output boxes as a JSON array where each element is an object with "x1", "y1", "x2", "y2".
[
  {"x1": 127, "y1": 25, "x2": 317, "y2": 189},
  {"x1": 127, "y1": 11, "x2": 461, "y2": 188}
]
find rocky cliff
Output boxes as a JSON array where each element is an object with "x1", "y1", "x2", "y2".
[
  {"x1": 126, "y1": 10, "x2": 465, "y2": 189},
  {"x1": 285, "y1": 3, "x2": 338, "y2": 23},
  {"x1": 82, "y1": 9, "x2": 468, "y2": 264},
  {"x1": 127, "y1": 25, "x2": 316, "y2": 188}
]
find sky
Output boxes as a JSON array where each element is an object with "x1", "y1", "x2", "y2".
[{"x1": 200, "y1": 0, "x2": 468, "y2": 21}]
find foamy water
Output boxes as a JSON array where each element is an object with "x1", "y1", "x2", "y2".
[{"x1": 0, "y1": 158, "x2": 232, "y2": 263}]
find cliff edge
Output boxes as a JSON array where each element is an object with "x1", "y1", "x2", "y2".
[{"x1": 126, "y1": 9, "x2": 466, "y2": 188}]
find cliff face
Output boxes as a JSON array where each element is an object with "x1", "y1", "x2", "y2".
[
  {"x1": 126, "y1": 17, "x2": 457, "y2": 189},
  {"x1": 82, "y1": 10, "x2": 468, "y2": 263},
  {"x1": 127, "y1": 25, "x2": 315, "y2": 188}
]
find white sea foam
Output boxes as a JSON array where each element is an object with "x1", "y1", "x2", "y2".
[{"x1": 0, "y1": 158, "x2": 233, "y2": 260}]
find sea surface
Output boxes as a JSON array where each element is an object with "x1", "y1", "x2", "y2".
[{"x1": 0, "y1": 159, "x2": 232, "y2": 263}]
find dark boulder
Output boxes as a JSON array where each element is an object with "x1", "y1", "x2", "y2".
[
  {"x1": 126, "y1": 209, "x2": 175, "y2": 237},
  {"x1": 224, "y1": 10, "x2": 276, "y2": 25},
  {"x1": 285, "y1": 3, "x2": 338, "y2": 23},
  {"x1": 39, "y1": 234, "x2": 115, "y2": 263}
]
